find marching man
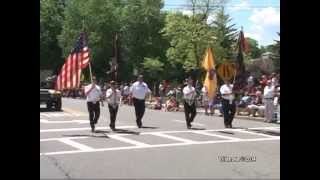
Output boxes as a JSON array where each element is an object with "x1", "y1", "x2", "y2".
[
  {"x1": 84, "y1": 76, "x2": 104, "y2": 132},
  {"x1": 105, "y1": 81, "x2": 122, "y2": 130},
  {"x1": 183, "y1": 77, "x2": 197, "y2": 129}
]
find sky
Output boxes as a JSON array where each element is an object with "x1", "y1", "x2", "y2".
[{"x1": 162, "y1": 0, "x2": 280, "y2": 46}]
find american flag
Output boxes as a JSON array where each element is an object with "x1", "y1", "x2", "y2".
[{"x1": 55, "y1": 32, "x2": 90, "y2": 90}]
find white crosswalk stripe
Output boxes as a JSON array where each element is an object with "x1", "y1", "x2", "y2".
[{"x1": 40, "y1": 126, "x2": 279, "y2": 156}]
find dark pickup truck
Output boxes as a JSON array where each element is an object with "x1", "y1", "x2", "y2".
[{"x1": 40, "y1": 80, "x2": 62, "y2": 111}]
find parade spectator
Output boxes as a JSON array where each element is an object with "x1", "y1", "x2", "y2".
[
  {"x1": 259, "y1": 75, "x2": 268, "y2": 89},
  {"x1": 263, "y1": 80, "x2": 276, "y2": 122},
  {"x1": 153, "y1": 97, "x2": 162, "y2": 110},
  {"x1": 201, "y1": 86, "x2": 210, "y2": 115},
  {"x1": 248, "y1": 91, "x2": 265, "y2": 117},
  {"x1": 237, "y1": 92, "x2": 252, "y2": 115},
  {"x1": 165, "y1": 96, "x2": 179, "y2": 112},
  {"x1": 247, "y1": 75, "x2": 254, "y2": 87},
  {"x1": 209, "y1": 93, "x2": 223, "y2": 116},
  {"x1": 122, "y1": 83, "x2": 130, "y2": 104},
  {"x1": 175, "y1": 87, "x2": 183, "y2": 111},
  {"x1": 159, "y1": 81, "x2": 165, "y2": 108}
]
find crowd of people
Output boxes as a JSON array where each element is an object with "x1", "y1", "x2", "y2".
[{"x1": 61, "y1": 72, "x2": 280, "y2": 125}]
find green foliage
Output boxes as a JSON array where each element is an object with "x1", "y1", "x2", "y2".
[
  {"x1": 40, "y1": 0, "x2": 278, "y2": 84},
  {"x1": 246, "y1": 37, "x2": 262, "y2": 59},
  {"x1": 40, "y1": 0, "x2": 65, "y2": 71},
  {"x1": 210, "y1": 7, "x2": 238, "y2": 61}
]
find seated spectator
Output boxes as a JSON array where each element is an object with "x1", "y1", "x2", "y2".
[
  {"x1": 153, "y1": 97, "x2": 162, "y2": 110},
  {"x1": 248, "y1": 91, "x2": 265, "y2": 117},
  {"x1": 209, "y1": 93, "x2": 223, "y2": 116},
  {"x1": 165, "y1": 96, "x2": 179, "y2": 112},
  {"x1": 237, "y1": 92, "x2": 252, "y2": 115}
]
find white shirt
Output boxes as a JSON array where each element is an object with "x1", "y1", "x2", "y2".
[
  {"x1": 84, "y1": 84, "x2": 102, "y2": 102},
  {"x1": 220, "y1": 84, "x2": 234, "y2": 101},
  {"x1": 123, "y1": 86, "x2": 130, "y2": 95},
  {"x1": 130, "y1": 81, "x2": 151, "y2": 100},
  {"x1": 183, "y1": 85, "x2": 196, "y2": 100},
  {"x1": 201, "y1": 87, "x2": 209, "y2": 101},
  {"x1": 106, "y1": 88, "x2": 121, "y2": 105},
  {"x1": 263, "y1": 85, "x2": 275, "y2": 99}
]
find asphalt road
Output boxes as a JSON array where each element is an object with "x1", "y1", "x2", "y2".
[{"x1": 40, "y1": 98, "x2": 280, "y2": 179}]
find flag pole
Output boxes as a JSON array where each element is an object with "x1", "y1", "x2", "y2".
[{"x1": 82, "y1": 18, "x2": 93, "y2": 83}]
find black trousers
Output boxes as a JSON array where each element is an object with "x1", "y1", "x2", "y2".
[
  {"x1": 87, "y1": 102, "x2": 100, "y2": 128},
  {"x1": 184, "y1": 102, "x2": 197, "y2": 126},
  {"x1": 132, "y1": 98, "x2": 145, "y2": 127},
  {"x1": 108, "y1": 104, "x2": 119, "y2": 128},
  {"x1": 221, "y1": 99, "x2": 236, "y2": 126}
]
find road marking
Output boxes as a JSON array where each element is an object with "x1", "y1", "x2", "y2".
[
  {"x1": 40, "y1": 137, "x2": 279, "y2": 156},
  {"x1": 151, "y1": 132, "x2": 196, "y2": 143},
  {"x1": 63, "y1": 108, "x2": 87, "y2": 116},
  {"x1": 40, "y1": 119, "x2": 88, "y2": 124},
  {"x1": 58, "y1": 138, "x2": 94, "y2": 151},
  {"x1": 191, "y1": 131, "x2": 242, "y2": 140},
  {"x1": 231, "y1": 129, "x2": 278, "y2": 138},
  {"x1": 41, "y1": 137, "x2": 89, "y2": 142},
  {"x1": 249, "y1": 127, "x2": 280, "y2": 131},
  {"x1": 173, "y1": 119, "x2": 205, "y2": 126},
  {"x1": 108, "y1": 135, "x2": 150, "y2": 146},
  {"x1": 40, "y1": 126, "x2": 137, "y2": 133}
]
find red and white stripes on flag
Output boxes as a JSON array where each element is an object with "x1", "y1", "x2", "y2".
[{"x1": 55, "y1": 32, "x2": 90, "y2": 91}]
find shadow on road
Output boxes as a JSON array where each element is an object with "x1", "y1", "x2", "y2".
[
  {"x1": 139, "y1": 126, "x2": 159, "y2": 129},
  {"x1": 62, "y1": 133, "x2": 110, "y2": 138},
  {"x1": 247, "y1": 129, "x2": 280, "y2": 136},
  {"x1": 217, "y1": 130, "x2": 235, "y2": 135},
  {"x1": 189, "y1": 127, "x2": 206, "y2": 130},
  {"x1": 231, "y1": 126, "x2": 248, "y2": 130},
  {"x1": 113, "y1": 129, "x2": 140, "y2": 135}
]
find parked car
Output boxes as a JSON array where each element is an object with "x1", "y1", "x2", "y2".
[{"x1": 40, "y1": 80, "x2": 62, "y2": 111}]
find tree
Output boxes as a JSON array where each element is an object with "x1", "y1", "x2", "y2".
[
  {"x1": 57, "y1": 0, "x2": 168, "y2": 82},
  {"x1": 118, "y1": 0, "x2": 169, "y2": 81},
  {"x1": 246, "y1": 37, "x2": 262, "y2": 59},
  {"x1": 40, "y1": 0, "x2": 65, "y2": 71},
  {"x1": 142, "y1": 57, "x2": 164, "y2": 82},
  {"x1": 210, "y1": 6, "x2": 238, "y2": 62},
  {"x1": 162, "y1": 0, "x2": 226, "y2": 79}
]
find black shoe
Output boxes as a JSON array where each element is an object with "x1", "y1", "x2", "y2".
[
  {"x1": 187, "y1": 124, "x2": 192, "y2": 129},
  {"x1": 91, "y1": 126, "x2": 95, "y2": 133},
  {"x1": 110, "y1": 125, "x2": 115, "y2": 131},
  {"x1": 137, "y1": 124, "x2": 142, "y2": 128}
]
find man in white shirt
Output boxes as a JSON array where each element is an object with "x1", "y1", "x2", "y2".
[
  {"x1": 263, "y1": 80, "x2": 276, "y2": 123},
  {"x1": 84, "y1": 76, "x2": 103, "y2": 132},
  {"x1": 220, "y1": 79, "x2": 236, "y2": 128},
  {"x1": 130, "y1": 75, "x2": 151, "y2": 128},
  {"x1": 105, "y1": 81, "x2": 122, "y2": 130},
  {"x1": 183, "y1": 77, "x2": 197, "y2": 129}
]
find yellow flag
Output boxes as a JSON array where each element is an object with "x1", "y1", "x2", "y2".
[{"x1": 202, "y1": 47, "x2": 217, "y2": 100}]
